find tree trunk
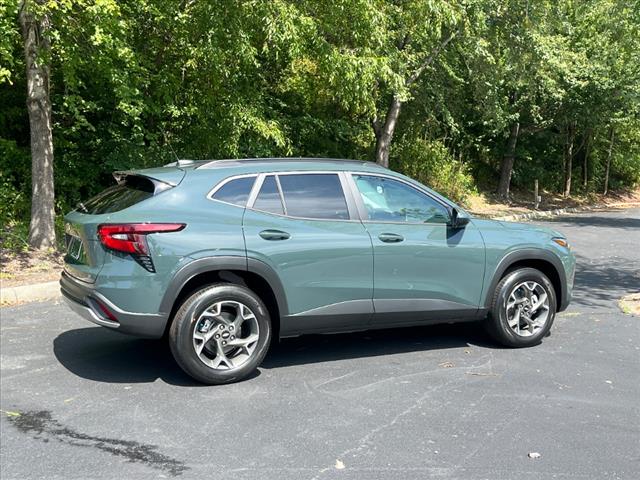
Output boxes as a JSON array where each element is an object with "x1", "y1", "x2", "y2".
[
  {"x1": 563, "y1": 123, "x2": 575, "y2": 197},
  {"x1": 582, "y1": 129, "x2": 592, "y2": 190},
  {"x1": 497, "y1": 122, "x2": 520, "y2": 199},
  {"x1": 372, "y1": 30, "x2": 458, "y2": 168},
  {"x1": 373, "y1": 95, "x2": 402, "y2": 168},
  {"x1": 603, "y1": 127, "x2": 614, "y2": 196},
  {"x1": 19, "y1": 0, "x2": 56, "y2": 249}
]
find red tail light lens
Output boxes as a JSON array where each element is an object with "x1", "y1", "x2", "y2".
[{"x1": 97, "y1": 223, "x2": 185, "y2": 255}]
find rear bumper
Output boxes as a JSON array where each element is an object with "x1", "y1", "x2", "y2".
[{"x1": 60, "y1": 271, "x2": 168, "y2": 338}]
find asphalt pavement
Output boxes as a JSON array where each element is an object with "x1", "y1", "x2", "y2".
[{"x1": 1, "y1": 208, "x2": 639, "y2": 480}]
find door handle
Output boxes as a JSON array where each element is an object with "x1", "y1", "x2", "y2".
[
  {"x1": 378, "y1": 233, "x2": 404, "y2": 243},
  {"x1": 259, "y1": 229, "x2": 291, "y2": 241}
]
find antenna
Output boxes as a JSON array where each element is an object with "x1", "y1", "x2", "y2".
[{"x1": 161, "y1": 126, "x2": 180, "y2": 165}]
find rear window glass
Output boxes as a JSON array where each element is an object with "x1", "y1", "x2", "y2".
[
  {"x1": 278, "y1": 174, "x2": 349, "y2": 220},
  {"x1": 78, "y1": 176, "x2": 156, "y2": 214},
  {"x1": 211, "y1": 176, "x2": 255, "y2": 206},
  {"x1": 253, "y1": 175, "x2": 284, "y2": 215}
]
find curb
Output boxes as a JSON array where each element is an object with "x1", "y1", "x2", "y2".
[
  {"x1": 0, "y1": 281, "x2": 60, "y2": 306},
  {"x1": 491, "y1": 201, "x2": 640, "y2": 222}
]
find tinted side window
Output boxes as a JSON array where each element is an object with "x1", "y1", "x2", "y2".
[
  {"x1": 253, "y1": 175, "x2": 285, "y2": 215},
  {"x1": 353, "y1": 175, "x2": 449, "y2": 224},
  {"x1": 211, "y1": 176, "x2": 255, "y2": 206},
  {"x1": 278, "y1": 174, "x2": 349, "y2": 220}
]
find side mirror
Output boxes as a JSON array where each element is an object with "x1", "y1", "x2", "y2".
[{"x1": 449, "y1": 208, "x2": 470, "y2": 229}]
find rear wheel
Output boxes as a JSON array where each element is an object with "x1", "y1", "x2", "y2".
[
  {"x1": 485, "y1": 267, "x2": 556, "y2": 347},
  {"x1": 169, "y1": 283, "x2": 272, "y2": 384}
]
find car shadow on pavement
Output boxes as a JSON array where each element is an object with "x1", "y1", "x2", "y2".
[
  {"x1": 52, "y1": 328, "x2": 208, "y2": 386},
  {"x1": 263, "y1": 322, "x2": 494, "y2": 369},
  {"x1": 53, "y1": 322, "x2": 494, "y2": 385}
]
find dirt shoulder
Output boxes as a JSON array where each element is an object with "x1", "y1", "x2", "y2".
[
  {"x1": 1, "y1": 249, "x2": 63, "y2": 289},
  {"x1": 467, "y1": 188, "x2": 640, "y2": 218}
]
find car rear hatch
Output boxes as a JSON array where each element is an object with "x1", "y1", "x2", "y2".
[{"x1": 64, "y1": 167, "x2": 184, "y2": 283}]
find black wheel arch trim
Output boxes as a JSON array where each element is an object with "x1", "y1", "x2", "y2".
[
  {"x1": 484, "y1": 248, "x2": 568, "y2": 311},
  {"x1": 159, "y1": 256, "x2": 289, "y2": 317}
]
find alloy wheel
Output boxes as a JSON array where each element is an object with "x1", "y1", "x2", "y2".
[
  {"x1": 192, "y1": 300, "x2": 260, "y2": 370},
  {"x1": 505, "y1": 281, "x2": 551, "y2": 337}
]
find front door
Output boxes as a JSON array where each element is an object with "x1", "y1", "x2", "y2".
[
  {"x1": 243, "y1": 172, "x2": 374, "y2": 335},
  {"x1": 349, "y1": 173, "x2": 486, "y2": 326}
]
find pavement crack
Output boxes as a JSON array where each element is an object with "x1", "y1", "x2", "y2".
[
  {"x1": 4, "y1": 409, "x2": 188, "y2": 476},
  {"x1": 310, "y1": 376, "x2": 464, "y2": 480}
]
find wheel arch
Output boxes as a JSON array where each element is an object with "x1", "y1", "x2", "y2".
[
  {"x1": 160, "y1": 256, "x2": 287, "y2": 338},
  {"x1": 484, "y1": 249, "x2": 566, "y2": 312}
]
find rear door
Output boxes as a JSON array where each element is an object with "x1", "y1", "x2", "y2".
[
  {"x1": 348, "y1": 173, "x2": 486, "y2": 325},
  {"x1": 242, "y1": 172, "x2": 374, "y2": 335}
]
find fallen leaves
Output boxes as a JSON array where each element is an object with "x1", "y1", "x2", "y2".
[{"x1": 1, "y1": 410, "x2": 21, "y2": 417}]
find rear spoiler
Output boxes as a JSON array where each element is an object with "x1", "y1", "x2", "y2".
[{"x1": 113, "y1": 166, "x2": 186, "y2": 188}]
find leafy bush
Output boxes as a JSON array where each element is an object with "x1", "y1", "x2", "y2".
[
  {"x1": 0, "y1": 139, "x2": 30, "y2": 224},
  {"x1": 392, "y1": 138, "x2": 477, "y2": 206}
]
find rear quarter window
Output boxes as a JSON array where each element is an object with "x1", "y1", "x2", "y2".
[{"x1": 211, "y1": 176, "x2": 256, "y2": 206}]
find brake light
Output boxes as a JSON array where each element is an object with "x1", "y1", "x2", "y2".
[{"x1": 97, "y1": 223, "x2": 185, "y2": 255}]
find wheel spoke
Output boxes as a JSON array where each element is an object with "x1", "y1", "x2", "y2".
[
  {"x1": 228, "y1": 333, "x2": 259, "y2": 348},
  {"x1": 194, "y1": 339, "x2": 206, "y2": 355},
  {"x1": 508, "y1": 308, "x2": 521, "y2": 329},
  {"x1": 212, "y1": 340, "x2": 234, "y2": 368},
  {"x1": 523, "y1": 315, "x2": 536, "y2": 333},
  {"x1": 530, "y1": 292, "x2": 548, "y2": 313},
  {"x1": 524, "y1": 283, "x2": 534, "y2": 301}
]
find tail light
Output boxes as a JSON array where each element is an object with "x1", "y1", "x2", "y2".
[{"x1": 97, "y1": 223, "x2": 185, "y2": 272}]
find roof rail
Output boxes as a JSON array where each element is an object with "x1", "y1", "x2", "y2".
[{"x1": 197, "y1": 157, "x2": 387, "y2": 169}]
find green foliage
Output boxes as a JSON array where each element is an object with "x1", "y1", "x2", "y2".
[
  {"x1": 0, "y1": 138, "x2": 30, "y2": 223},
  {"x1": 0, "y1": 0, "x2": 639, "y2": 233},
  {"x1": 393, "y1": 138, "x2": 476, "y2": 206},
  {"x1": 0, "y1": 0, "x2": 20, "y2": 84}
]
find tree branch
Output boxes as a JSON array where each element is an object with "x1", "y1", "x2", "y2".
[
  {"x1": 371, "y1": 115, "x2": 381, "y2": 137},
  {"x1": 406, "y1": 28, "x2": 460, "y2": 86}
]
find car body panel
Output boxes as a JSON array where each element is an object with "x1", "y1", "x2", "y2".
[
  {"x1": 362, "y1": 221, "x2": 485, "y2": 323},
  {"x1": 243, "y1": 207, "x2": 374, "y2": 335},
  {"x1": 61, "y1": 158, "x2": 576, "y2": 339}
]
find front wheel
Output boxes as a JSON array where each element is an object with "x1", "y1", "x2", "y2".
[
  {"x1": 484, "y1": 267, "x2": 556, "y2": 347},
  {"x1": 169, "y1": 283, "x2": 272, "y2": 384}
]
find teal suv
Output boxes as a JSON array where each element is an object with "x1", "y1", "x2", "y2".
[{"x1": 61, "y1": 158, "x2": 575, "y2": 384}]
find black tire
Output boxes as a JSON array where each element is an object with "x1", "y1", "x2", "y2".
[
  {"x1": 484, "y1": 267, "x2": 557, "y2": 347},
  {"x1": 169, "y1": 283, "x2": 272, "y2": 385}
]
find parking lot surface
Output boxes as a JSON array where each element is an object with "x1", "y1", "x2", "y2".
[{"x1": 1, "y1": 208, "x2": 639, "y2": 479}]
